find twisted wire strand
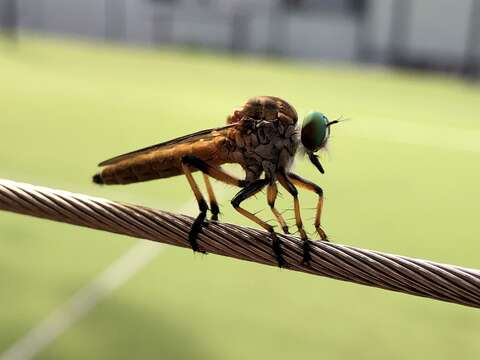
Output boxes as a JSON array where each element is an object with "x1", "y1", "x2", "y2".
[{"x1": 1, "y1": 179, "x2": 479, "y2": 308}]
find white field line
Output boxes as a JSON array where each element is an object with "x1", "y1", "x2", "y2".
[
  {"x1": 0, "y1": 196, "x2": 209, "y2": 360},
  {"x1": 0, "y1": 241, "x2": 163, "y2": 360}
]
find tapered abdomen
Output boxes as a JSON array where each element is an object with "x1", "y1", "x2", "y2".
[{"x1": 95, "y1": 136, "x2": 231, "y2": 185}]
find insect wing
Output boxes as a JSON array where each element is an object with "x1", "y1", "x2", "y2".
[{"x1": 98, "y1": 124, "x2": 236, "y2": 166}]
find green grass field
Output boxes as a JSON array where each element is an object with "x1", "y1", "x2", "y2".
[{"x1": 1, "y1": 36, "x2": 480, "y2": 359}]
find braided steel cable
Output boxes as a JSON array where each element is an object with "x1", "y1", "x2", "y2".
[{"x1": 1, "y1": 178, "x2": 479, "y2": 308}]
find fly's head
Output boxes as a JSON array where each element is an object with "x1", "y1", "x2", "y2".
[{"x1": 300, "y1": 111, "x2": 339, "y2": 174}]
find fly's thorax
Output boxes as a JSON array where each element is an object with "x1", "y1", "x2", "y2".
[
  {"x1": 230, "y1": 118, "x2": 299, "y2": 179},
  {"x1": 227, "y1": 96, "x2": 298, "y2": 126}
]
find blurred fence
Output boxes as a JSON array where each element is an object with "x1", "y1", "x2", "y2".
[
  {"x1": 0, "y1": 0, "x2": 17, "y2": 40},
  {"x1": 0, "y1": 0, "x2": 479, "y2": 77}
]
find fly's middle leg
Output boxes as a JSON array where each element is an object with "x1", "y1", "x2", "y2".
[
  {"x1": 267, "y1": 182, "x2": 289, "y2": 234},
  {"x1": 231, "y1": 179, "x2": 286, "y2": 267}
]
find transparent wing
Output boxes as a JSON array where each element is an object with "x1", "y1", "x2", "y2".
[{"x1": 98, "y1": 124, "x2": 236, "y2": 167}]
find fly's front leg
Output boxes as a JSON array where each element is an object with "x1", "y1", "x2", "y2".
[
  {"x1": 277, "y1": 170, "x2": 312, "y2": 264},
  {"x1": 288, "y1": 172, "x2": 328, "y2": 242},
  {"x1": 267, "y1": 182, "x2": 289, "y2": 234},
  {"x1": 231, "y1": 179, "x2": 286, "y2": 267}
]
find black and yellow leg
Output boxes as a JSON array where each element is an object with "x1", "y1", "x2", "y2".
[
  {"x1": 231, "y1": 179, "x2": 285, "y2": 267},
  {"x1": 288, "y1": 172, "x2": 328, "y2": 241},
  {"x1": 277, "y1": 170, "x2": 312, "y2": 264},
  {"x1": 204, "y1": 165, "x2": 246, "y2": 187},
  {"x1": 182, "y1": 155, "x2": 247, "y2": 251},
  {"x1": 182, "y1": 155, "x2": 246, "y2": 220},
  {"x1": 231, "y1": 179, "x2": 271, "y2": 232},
  {"x1": 203, "y1": 174, "x2": 219, "y2": 221},
  {"x1": 182, "y1": 155, "x2": 246, "y2": 187},
  {"x1": 277, "y1": 172, "x2": 308, "y2": 240},
  {"x1": 181, "y1": 158, "x2": 209, "y2": 253},
  {"x1": 267, "y1": 182, "x2": 289, "y2": 234}
]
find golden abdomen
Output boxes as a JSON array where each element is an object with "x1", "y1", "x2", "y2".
[{"x1": 99, "y1": 136, "x2": 230, "y2": 185}]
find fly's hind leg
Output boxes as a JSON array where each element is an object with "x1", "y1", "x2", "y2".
[
  {"x1": 288, "y1": 172, "x2": 328, "y2": 242},
  {"x1": 231, "y1": 179, "x2": 286, "y2": 267},
  {"x1": 182, "y1": 155, "x2": 246, "y2": 252},
  {"x1": 181, "y1": 158, "x2": 209, "y2": 253}
]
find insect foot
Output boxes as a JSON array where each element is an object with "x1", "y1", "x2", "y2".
[
  {"x1": 210, "y1": 202, "x2": 220, "y2": 221},
  {"x1": 316, "y1": 226, "x2": 329, "y2": 242},
  {"x1": 301, "y1": 239, "x2": 312, "y2": 265},
  {"x1": 271, "y1": 233, "x2": 286, "y2": 268},
  {"x1": 188, "y1": 201, "x2": 208, "y2": 254}
]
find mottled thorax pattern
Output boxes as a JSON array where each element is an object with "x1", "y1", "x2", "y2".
[
  {"x1": 225, "y1": 96, "x2": 300, "y2": 181},
  {"x1": 229, "y1": 117, "x2": 299, "y2": 181}
]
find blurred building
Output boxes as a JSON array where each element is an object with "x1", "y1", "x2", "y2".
[{"x1": 1, "y1": 0, "x2": 479, "y2": 74}]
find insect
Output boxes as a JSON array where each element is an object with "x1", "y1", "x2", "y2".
[{"x1": 93, "y1": 96, "x2": 339, "y2": 266}]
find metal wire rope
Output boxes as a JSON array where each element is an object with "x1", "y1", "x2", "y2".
[{"x1": 1, "y1": 179, "x2": 479, "y2": 308}]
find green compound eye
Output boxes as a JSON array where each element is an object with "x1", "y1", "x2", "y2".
[{"x1": 301, "y1": 111, "x2": 330, "y2": 152}]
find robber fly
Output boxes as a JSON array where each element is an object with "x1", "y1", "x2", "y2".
[{"x1": 93, "y1": 96, "x2": 339, "y2": 266}]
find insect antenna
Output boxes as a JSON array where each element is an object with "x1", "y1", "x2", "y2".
[
  {"x1": 329, "y1": 115, "x2": 351, "y2": 127},
  {"x1": 327, "y1": 120, "x2": 339, "y2": 127}
]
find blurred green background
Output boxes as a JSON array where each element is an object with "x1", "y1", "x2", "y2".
[{"x1": 1, "y1": 36, "x2": 480, "y2": 359}]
